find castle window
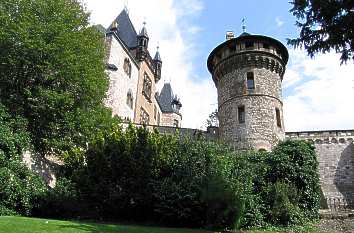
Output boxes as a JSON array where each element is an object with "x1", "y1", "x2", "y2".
[
  {"x1": 245, "y1": 41, "x2": 254, "y2": 49},
  {"x1": 107, "y1": 63, "x2": 118, "y2": 71},
  {"x1": 140, "y1": 107, "x2": 149, "y2": 125},
  {"x1": 126, "y1": 90, "x2": 134, "y2": 109},
  {"x1": 173, "y1": 119, "x2": 179, "y2": 128},
  {"x1": 154, "y1": 105, "x2": 157, "y2": 120},
  {"x1": 123, "y1": 58, "x2": 131, "y2": 77},
  {"x1": 142, "y1": 73, "x2": 152, "y2": 100},
  {"x1": 247, "y1": 72, "x2": 255, "y2": 89},
  {"x1": 275, "y1": 108, "x2": 281, "y2": 128},
  {"x1": 157, "y1": 112, "x2": 160, "y2": 126},
  {"x1": 238, "y1": 106, "x2": 245, "y2": 124}
]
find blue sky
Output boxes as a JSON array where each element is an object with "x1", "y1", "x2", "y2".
[{"x1": 85, "y1": 0, "x2": 354, "y2": 131}]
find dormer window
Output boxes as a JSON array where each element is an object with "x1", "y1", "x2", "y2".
[
  {"x1": 123, "y1": 58, "x2": 131, "y2": 77},
  {"x1": 107, "y1": 63, "x2": 118, "y2": 71}
]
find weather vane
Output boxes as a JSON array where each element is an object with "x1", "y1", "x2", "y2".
[{"x1": 242, "y1": 18, "x2": 246, "y2": 32}]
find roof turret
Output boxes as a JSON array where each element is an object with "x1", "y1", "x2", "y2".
[
  {"x1": 154, "y1": 46, "x2": 162, "y2": 62},
  {"x1": 139, "y1": 22, "x2": 149, "y2": 38}
]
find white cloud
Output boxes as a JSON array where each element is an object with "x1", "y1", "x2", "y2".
[
  {"x1": 284, "y1": 49, "x2": 354, "y2": 132},
  {"x1": 275, "y1": 17, "x2": 284, "y2": 27},
  {"x1": 83, "y1": 0, "x2": 216, "y2": 129}
]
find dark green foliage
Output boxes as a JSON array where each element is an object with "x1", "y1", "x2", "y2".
[
  {"x1": 267, "y1": 140, "x2": 320, "y2": 220},
  {"x1": 38, "y1": 122, "x2": 319, "y2": 230},
  {"x1": 34, "y1": 178, "x2": 80, "y2": 219},
  {"x1": 53, "y1": 125, "x2": 246, "y2": 230},
  {"x1": 0, "y1": 0, "x2": 111, "y2": 154},
  {"x1": 288, "y1": 0, "x2": 354, "y2": 63},
  {"x1": 269, "y1": 182, "x2": 304, "y2": 225},
  {"x1": 0, "y1": 104, "x2": 47, "y2": 216}
]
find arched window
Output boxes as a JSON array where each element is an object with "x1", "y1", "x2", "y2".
[
  {"x1": 126, "y1": 90, "x2": 133, "y2": 109},
  {"x1": 123, "y1": 58, "x2": 131, "y2": 77}
]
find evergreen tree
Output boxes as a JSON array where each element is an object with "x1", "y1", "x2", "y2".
[{"x1": 288, "y1": 0, "x2": 353, "y2": 63}]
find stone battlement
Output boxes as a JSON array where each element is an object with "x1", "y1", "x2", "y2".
[{"x1": 286, "y1": 130, "x2": 354, "y2": 144}]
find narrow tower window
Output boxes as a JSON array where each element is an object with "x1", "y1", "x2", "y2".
[
  {"x1": 238, "y1": 106, "x2": 245, "y2": 124},
  {"x1": 126, "y1": 90, "x2": 134, "y2": 109},
  {"x1": 247, "y1": 72, "x2": 255, "y2": 89},
  {"x1": 275, "y1": 108, "x2": 281, "y2": 128}
]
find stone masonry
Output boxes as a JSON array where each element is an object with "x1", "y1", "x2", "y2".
[
  {"x1": 207, "y1": 32, "x2": 288, "y2": 150},
  {"x1": 287, "y1": 130, "x2": 354, "y2": 209}
]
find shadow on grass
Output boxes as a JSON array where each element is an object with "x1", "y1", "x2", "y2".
[{"x1": 56, "y1": 221, "x2": 209, "y2": 233}]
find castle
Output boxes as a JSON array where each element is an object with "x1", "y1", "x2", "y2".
[
  {"x1": 103, "y1": 9, "x2": 182, "y2": 127},
  {"x1": 102, "y1": 9, "x2": 354, "y2": 210},
  {"x1": 27, "y1": 8, "x2": 353, "y2": 211}
]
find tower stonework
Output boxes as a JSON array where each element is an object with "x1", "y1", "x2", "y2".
[{"x1": 207, "y1": 32, "x2": 288, "y2": 150}]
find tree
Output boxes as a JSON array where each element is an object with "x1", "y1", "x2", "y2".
[
  {"x1": 205, "y1": 109, "x2": 219, "y2": 128},
  {"x1": 0, "y1": 0, "x2": 112, "y2": 154},
  {"x1": 288, "y1": 0, "x2": 354, "y2": 64}
]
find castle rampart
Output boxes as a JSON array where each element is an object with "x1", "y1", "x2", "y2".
[{"x1": 286, "y1": 130, "x2": 354, "y2": 209}]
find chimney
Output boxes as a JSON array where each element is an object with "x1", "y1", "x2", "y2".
[{"x1": 226, "y1": 31, "x2": 235, "y2": 40}]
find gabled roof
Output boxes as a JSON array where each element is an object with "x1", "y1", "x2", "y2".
[{"x1": 107, "y1": 9, "x2": 138, "y2": 48}]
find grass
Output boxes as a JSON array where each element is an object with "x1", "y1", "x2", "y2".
[
  {"x1": 0, "y1": 216, "x2": 211, "y2": 233},
  {"x1": 0, "y1": 216, "x2": 325, "y2": 233}
]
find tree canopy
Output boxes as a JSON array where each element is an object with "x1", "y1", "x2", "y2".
[
  {"x1": 0, "y1": 0, "x2": 113, "y2": 154},
  {"x1": 288, "y1": 0, "x2": 354, "y2": 64}
]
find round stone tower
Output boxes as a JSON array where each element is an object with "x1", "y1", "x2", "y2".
[{"x1": 207, "y1": 32, "x2": 288, "y2": 151}]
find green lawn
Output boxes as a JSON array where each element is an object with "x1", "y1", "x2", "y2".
[
  {"x1": 0, "y1": 216, "x2": 211, "y2": 233},
  {"x1": 0, "y1": 216, "x2": 325, "y2": 233}
]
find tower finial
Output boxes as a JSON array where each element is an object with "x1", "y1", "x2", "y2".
[
  {"x1": 242, "y1": 18, "x2": 246, "y2": 32},
  {"x1": 124, "y1": 0, "x2": 129, "y2": 15}
]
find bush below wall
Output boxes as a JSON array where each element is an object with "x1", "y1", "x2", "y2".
[{"x1": 32, "y1": 124, "x2": 320, "y2": 231}]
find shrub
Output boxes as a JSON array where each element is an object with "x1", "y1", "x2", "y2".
[
  {"x1": 269, "y1": 181, "x2": 304, "y2": 225},
  {"x1": 0, "y1": 104, "x2": 47, "y2": 216},
  {"x1": 267, "y1": 140, "x2": 320, "y2": 220}
]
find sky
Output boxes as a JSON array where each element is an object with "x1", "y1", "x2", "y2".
[{"x1": 83, "y1": 0, "x2": 354, "y2": 132}]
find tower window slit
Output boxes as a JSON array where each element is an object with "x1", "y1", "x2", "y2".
[
  {"x1": 275, "y1": 108, "x2": 281, "y2": 127},
  {"x1": 247, "y1": 72, "x2": 255, "y2": 89},
  {"x1": 238, "y1": 106, "x2": 245, "y2": 124}
]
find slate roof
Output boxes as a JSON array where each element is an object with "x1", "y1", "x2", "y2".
[
  {"x1": 154, "y1": 50, "x2": 162, "y2": 62},
  {"x1": 107, "y1": 9, "x2": 138, "y2": 48},
  {"x1": 139, "y1": 25, "x2": 149, "y2": 38},
  {"x1": 239, "y1": 32, "x2": 251, "y2": 37},
  {"x1": 157, "y1": 83, "x2": 181, "y2": 114}
]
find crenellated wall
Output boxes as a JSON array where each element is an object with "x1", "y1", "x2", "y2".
[{"x1": 286, "y1": 130, "x2": 354, "y2": 208}]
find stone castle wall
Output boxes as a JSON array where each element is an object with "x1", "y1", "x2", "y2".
[{"x1": 286, "y1": 130, "x2": 354, "y2": 208}]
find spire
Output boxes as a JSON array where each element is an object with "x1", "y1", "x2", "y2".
[
  {"x1": 239, "y1": 18, "x2": 251, "y2": 37},
  {"x1": 242, "y1": 18, "x2": 246, "y2": 33},
  {"x1": 154, "y1": 45, "x2": 162, "y2": 62},
  {"x1": 139, "y1": 21, "x2": 149, "y2": 38}
]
